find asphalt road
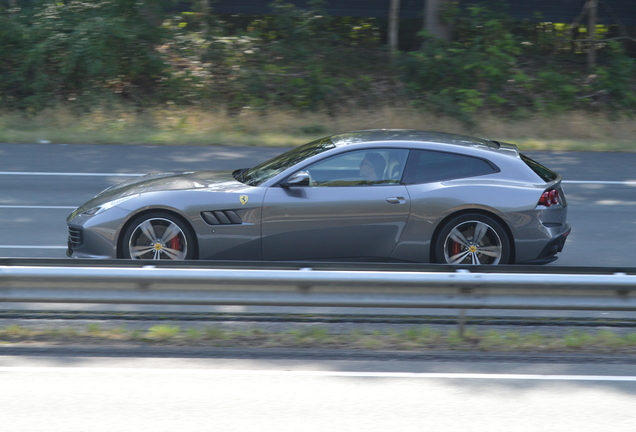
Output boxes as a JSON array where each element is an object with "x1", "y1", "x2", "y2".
[
  {"x1": 3, "y1": 144, "x2": 635, "y2": 429},
  {"x1": 1, "y1": 352, "x2": 636, "y2": 432},
  {"x1": 1, "y1": 142, "x2": 634, "y2": 266}
]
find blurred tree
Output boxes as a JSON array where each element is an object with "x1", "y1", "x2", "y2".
[
  {"x1": 401, "y1": 3, "x2": 521, "y2": 119},
  {"x1": 3, "y1": 0, "x2": 170, "y2": 109},
  {"x1": 0, "y1": 0, "x2": 633, "y2": 117}
]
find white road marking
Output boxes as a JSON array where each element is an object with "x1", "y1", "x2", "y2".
[
  {"x1": 0, "y1": 171, "x2": 143, "y2": 177},
  {"x1": 0, "y1": 245, "x2": 67, "y2": 249},
  {"x1": 0, "y1": 367, "x2": 635, "y2": 382},
  {"x1": 0, "y1": 171, "x2": 633, "y2": 185},
  {"x1": 0, "y1": 205, "x2": 76, "y2": 209},
  {"x1": 563, "y1": 180, "x2": 636, "y2": 186}
]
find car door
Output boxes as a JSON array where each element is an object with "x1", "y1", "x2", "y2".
[{"x1": 261, "y1": 149, "x2": 410, "y2": 261}]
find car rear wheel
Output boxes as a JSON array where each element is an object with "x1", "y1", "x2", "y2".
[
  {"x1": 434, "y1": 214, "x2": 510, "y2": 265},
  {"x1": 121, "y1": 213, "x2": 195, "y2": 260}
]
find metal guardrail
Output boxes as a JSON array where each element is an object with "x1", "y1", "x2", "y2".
[
  {"x1": 1, "y1": 264, "x2": 636, "y2": 312},
  {"x1": 2, "y1": 258, "x2": 636, "y2": 274}
]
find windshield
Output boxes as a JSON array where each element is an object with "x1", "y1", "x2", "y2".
[{"x1": 237, "y1": 136, "x2": 336, "y2": 186}]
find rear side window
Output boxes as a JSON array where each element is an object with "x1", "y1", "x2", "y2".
[
  {"x1": 403, "y1": 150, "x2": 498, "y2": 184},
  {"x1": 520, "y1": 154, "x2": 558, "y2": 182}
]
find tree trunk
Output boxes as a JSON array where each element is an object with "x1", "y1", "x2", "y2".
[
  {"x1": 424, "y1": 0, "x2": 452, "y2": 41},
  {"x1": 389, "y1": 0, "x2": 401, "y2": 53},
  {"x1": 587, "y1": 0, "x2": 597, "y2": 71}
]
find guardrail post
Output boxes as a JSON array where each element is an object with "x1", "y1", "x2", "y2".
[
  {"x1": 456, "y1": 269, "x2": 471, "y2": 337},
  {"x1": 458, "y1": 309, "x2": 467, "y2": 338}
]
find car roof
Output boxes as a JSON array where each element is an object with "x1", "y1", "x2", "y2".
[{"x1": 329, "y1": 129, "x2": 503, "y2": 151}]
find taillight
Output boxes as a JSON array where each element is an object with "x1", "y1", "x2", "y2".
[{"x1": 539, "y1": 189, "x2": 559, "y2": 207}]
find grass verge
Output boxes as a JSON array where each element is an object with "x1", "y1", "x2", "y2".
[
  {"x1": 1, "y1": 107, "x2": 635, "y2": 152},
  {"x1": 3, "y1": 324, "x2": 636, "y2": 354}
]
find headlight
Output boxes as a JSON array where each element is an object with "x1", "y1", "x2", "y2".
[{"x1": 82, "y1": 194, "x2": 140, "y2": 216}]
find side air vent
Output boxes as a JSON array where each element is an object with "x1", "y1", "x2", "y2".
[
  {"x1": 68, "y1": 227, "x2": 84, "y2": 247},
  {"x1": 201, "y1": 210, "x2": 242, "y2": 225}
]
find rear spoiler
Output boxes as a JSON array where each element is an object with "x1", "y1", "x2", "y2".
[{"x1": 490, "y1": 140, "x2": 519, "y2": 157}]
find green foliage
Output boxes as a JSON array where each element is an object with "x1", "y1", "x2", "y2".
[
  {"x1": 593, "y1": 41, "x2": 636, "y2": 109},
  {"x1": 399, "y1": 3, "x2": 636, "y2": 120},
  {"x1": 217, "y1": 0, "x2": 384, "y2": 112},
  {"x1": 157, "y1": 0, "x2": 386, "y2": 112},
  {"x1": 185, "y1": 328, "x2": 202, "y2": 340},
  {"x1": 203, "y1": 327, "x2": 226, "y2": 339},
  {"x1": 400, "y1": 4, "x2": 520, "y2": 119},
  {"x1": 564, "y1": 330, "x2": 595, "y2": 348},
  {"x1": 0, "y1": 13, "x2": 29, "y2": 105},
  {"x1": 86, "y1": 323, "x2": 101, "y2": 334},
  {"x1": 0, "y1": 0, "x2": 635, "y2": 118},
  {"x1": 2, "y1": 0, "x2": 169, "y2": 110},
  {"x1": 145, "y1": 325, "x2": 180, "y2": 341},
  {"x1": 3, "y1": 324, "x2": 31, "y2": 337}
]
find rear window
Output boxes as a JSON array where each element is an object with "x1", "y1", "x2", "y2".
[
  {"x1": 403, "y1": 150, "x2": 497, "y2": 184},
  {"x1": 520, "y1": 154, "x2": 558, "y2": 182}
]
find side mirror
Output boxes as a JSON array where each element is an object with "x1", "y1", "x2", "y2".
[{"x1": 283, "y1": 171, "x2": 310, "y2": 187}]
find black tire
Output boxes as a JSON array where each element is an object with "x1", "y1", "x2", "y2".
[
  {"x1": 121, "y1": 212, "x2": 195, "y2": 260},
  {"x1": 433, "y1": 214, "x2": 511, "y2": 265}
]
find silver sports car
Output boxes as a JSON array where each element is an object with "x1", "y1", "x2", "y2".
[{"x1": 67, "y1": 130, "x2": 570, "y2": 264}]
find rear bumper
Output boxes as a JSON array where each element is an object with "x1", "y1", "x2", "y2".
[{"x1": 519, "y1": 226, "x2": 571, "y2": 265}]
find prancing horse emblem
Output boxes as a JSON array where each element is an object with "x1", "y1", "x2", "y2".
[{"x1": 239, "y1": 195, "x2": 249, "y2": 205}]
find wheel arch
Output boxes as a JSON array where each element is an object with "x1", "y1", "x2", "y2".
[
  {"x1": 116, "y1": 208, "x2": 199, "y2": 259},
  {"x1": 429, "y1": 208, "x2": 516, "y2": 264}
]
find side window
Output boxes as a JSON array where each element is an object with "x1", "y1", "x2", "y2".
[
  {"x1": 306, "y1": 149, "x2": 409, "y2": 186},
  {"x1": 403, "y1": 150, "x2": 497, "y2": 184}
]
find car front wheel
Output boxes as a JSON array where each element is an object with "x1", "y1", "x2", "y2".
[
  {"x1": 121, "y1": 213, "x2": 195, "y2": 260},
  {"x1": 434, "y1": 214, "x2": 510, "y2": 265}
]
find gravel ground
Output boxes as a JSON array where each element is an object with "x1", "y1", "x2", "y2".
[{"x1": 2, "y1": 318, "x2": 635, "y2": 337}]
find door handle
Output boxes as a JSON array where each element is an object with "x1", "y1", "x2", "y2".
[{"x1": 385, "y1": 197, "x2": 406, "y2": 204}]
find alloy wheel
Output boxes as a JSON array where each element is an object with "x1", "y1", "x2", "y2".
[
  {"x1": 128, "y1": 217, "x2": 188, "y2": 260},
  {"x1": 442, "y1": 220, "x2": 503, "y2": 265}
]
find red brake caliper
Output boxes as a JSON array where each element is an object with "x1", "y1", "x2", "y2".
[
  {"x1": 451, "y1": 240, "x2": 461, "y2": 257},
  {"x1": 169, "y1": 236, "x2": 182, "y2": 251}
]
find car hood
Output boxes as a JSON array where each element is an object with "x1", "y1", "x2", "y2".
[
  {"x1": 98, "y1": 170, "x2": 242, "y2": 196},
  {"x1": 72, "y1": 170, "x2": 244, "y2": 215}
]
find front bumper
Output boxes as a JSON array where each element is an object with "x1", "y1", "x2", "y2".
[
  {"x1": 67, "y1": 228, "x2": 113, "y2": 259},
  {"x1": 66, "y1": 207, "x2": 130, "y2": 259}
]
